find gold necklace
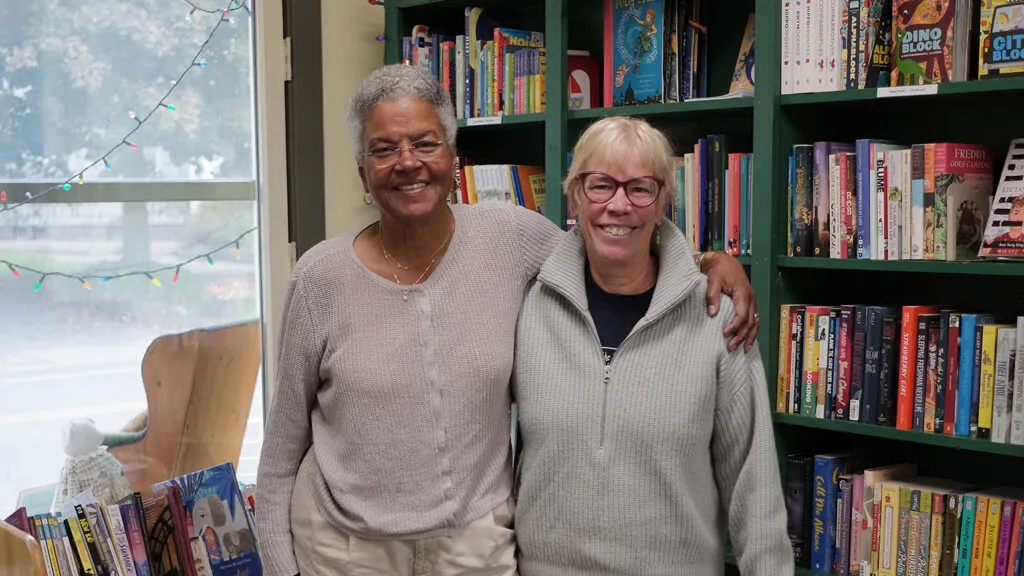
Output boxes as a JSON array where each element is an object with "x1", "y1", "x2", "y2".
[{"x1": 379, "y1": 216, "x2": 454, "y2": 301}]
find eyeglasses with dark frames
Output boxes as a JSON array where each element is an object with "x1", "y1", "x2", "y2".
[
  {"x1": 577, "y1": 171, "x2": 664, "y2": 207},
  {"x1": 365, "y1": 140, "x2": 446, "y2": 167}
]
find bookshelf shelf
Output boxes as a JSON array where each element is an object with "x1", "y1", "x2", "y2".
[
  {"x1": 567, "y1": 97, "x2": 754, "y2": 121},
  {"x1": 772, "y1": 413, "x2": 1024, "y2": 458},
  {"x1": 456, "y1": 113, "x2": 545, "y2": 128},
  {"x1": 779, "y1": 77, "x2": 1024, "y2": 106},
  {"x1": 776, "y1": 257, "x2": 1024, "y2": 276}
]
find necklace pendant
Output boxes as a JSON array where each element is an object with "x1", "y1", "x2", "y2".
[{"x1": 402, "y1": 291, "x2": 409, "y2": 302}]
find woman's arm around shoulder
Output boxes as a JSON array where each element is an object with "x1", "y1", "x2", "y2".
[
  {"x1": 256, "y1": 261, "x2": 327, "y2": 576},
  {"x1": 709, "y1": 296, "x2": 794, "y2": 576},
  {"x1": 509, "y1": 206, "x2": 565, "y2": 281}
]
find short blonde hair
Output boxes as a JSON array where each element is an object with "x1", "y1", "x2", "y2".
[{"x1": 563, "y1": 116, "x2": 676, "y2": 217}]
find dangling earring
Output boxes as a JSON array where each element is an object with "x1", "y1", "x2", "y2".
[
  {"x1": 363, "y1": 192, "x2": 374, "y2": 206},
  {"x1": 655, "y1": 225, "x2": 661, "y2": 246}
]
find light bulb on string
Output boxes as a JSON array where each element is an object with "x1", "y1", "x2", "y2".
[
  {"x1": 103, "y1": 158, "x2": 111, "y2": 171},
  {"x1": 7, "y1": 263, "x2": 20, "y2": 278},
  {"x1": 128, "y1": 110, "x2": 140, "y2": 124},
  {"x1": 186, "y1": 8, "x2": 196, "y2": 20},
  {"x1": 33, "y1": 275, "x2": 45, "y2": 292},
  {"x1": 77, "y1": 174, "x2": 84, "y2": 185},
  {"x1": 173, "y1": 266, "x2": 181, "y2": 283},
  {"x1": 235, "y1": 241, "x2": 241, "y2": 259},
  {"x1": 124, "y1": 140, "x2": 138, "y2": 149},
  {"x1": 160, "y1": 103, "x2": 175, "y2": 111},
  {"x1": 80, "y1": 279, "x2": 93, "y2": 291},
  {"x1": 147, "y1": 273, "x2": 162, "y2": 287},
  {"x1": 194, "y1": 61, "x2": 208, "y2": 68},
  {"x1": 207, "y1": 255, "x2": 215, "y2": 266},
  {"x1": 24, "y1": 192, "x2": 32, "y2": 200},
  {"x1": 62, "y1": 183, "x2": 71, "y2": 191}
]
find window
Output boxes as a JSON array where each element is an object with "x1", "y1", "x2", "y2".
[{"x1": 0, "y1": 0, "x2": 267, "y2": 515}]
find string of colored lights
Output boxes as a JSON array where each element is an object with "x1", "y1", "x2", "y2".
[
  {"x1": 2, "y1": 227, "x2": 258, "y2": 292},
  {"x1": 185, "y1": 0, "x2": 252, "y2": 17},
  {"x1": 0, "y1": 0, "x2": 250, "y2": 213}
]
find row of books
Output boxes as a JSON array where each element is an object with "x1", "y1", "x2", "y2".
[
  {"x1": 787, "y1": 455, "x2": 1024, "y2": 576},
  {"x1": 787, "y1": 139, "x2": 994, "y2": 261},
  {"x1": 787, "y1": 138, "x2": 1024, "y2": 261},
  {"x1": 401, "y1": 11, "x2": 546, "y2": 120},
  {"x1": 776, "y1": 304, "x2": 1024, "y2": 445},
  {"x1": 670, "y1": 141, "x2": 754, "y2": 256},
  {"x1": 780, "y1": 0, "x2": 1018, "y2": 95},
  {"x1": 450, "y1": 159, "x2": 547, "y2": 215},
  {"x1": 603, "y1": 0, "x2": 718, "y2": 107},
  {"x1": 3, "y1": 462, "x2": 259, "y2": 576},
  {"x1": 402, "y1": 0, "x2": 753, "y2": 118},
  {"x1": 563, "y1": 136, "x2": 754, "y2": 256}
]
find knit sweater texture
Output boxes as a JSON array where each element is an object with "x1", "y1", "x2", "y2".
[
  {"x1": 256, "y1": 203, "x2": 562, "y2": 576},
  {"x1": 511, "y1": 221, "x2": 794, "y2": 576}
]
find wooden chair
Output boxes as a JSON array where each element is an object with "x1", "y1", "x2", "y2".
[
  {"x1": 0, "y1": 521, "x2": 45, "y2": 576},
  {"x1": 107, "y1": 320, "x2": 263, "y2": 494}
]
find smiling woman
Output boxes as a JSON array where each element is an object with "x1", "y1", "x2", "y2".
[{"x1": 255, "y1": 63, "x2": 762, "y2": 576}]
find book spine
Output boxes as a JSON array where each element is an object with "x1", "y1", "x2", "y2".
[
  {"x1": 898, "y1": 306, "x2": 922, "y2": 430},
  {"x1": 878, "y1": 312, "x2": 901, "y2": 426},
  {"x1": 851, "y1": 305, "x2": 869, "y2": 421},
  {"x1": 993, "y1": 327, "x2": 1017, "y2": 443},
  {"x1": 980, "y1": 325, "x2": 999, "y2": 439},
  {"x1": 945, "y1": 313, "x2": 962, "y2": 436},
  {"x1": 779, "y1": 304, "x2": 793, "y2": 412},
  {"x1": 792, "y1": 306, "x2": 807, "y2": 414},
  {"x1": 837, "y1": 305, "x2": 855, "y2": 419},
  {"x1": 936, "y1": 310, "x2": 951, "y2": 434},
  {"x1": 1013, "y1": 317, "x2": 1024, "y2": 445},
  {"x1": 839, "y1": 475, "x2": 854, "y2": 575},
  {"x1": 862, "y1": 306, "x2": 884, "y2": 424},
  {"x1": 913, "y1": 314, "x2": 930, "y2": 431},
  {"x1": 851, "y1": 473, "x2": 865, "y2": 576},
  {"x1": 957, "y1": 494, "x2": 977, "y2": 576},
  {"x1": 925, "y1": 315, "x2": 941, "y2": 433}
]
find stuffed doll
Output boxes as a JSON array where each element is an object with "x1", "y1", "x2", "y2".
[{"x1": 51, "y1": 418, "x2": 139, "y2": 511}]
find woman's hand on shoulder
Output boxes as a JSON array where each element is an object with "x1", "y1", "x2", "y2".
[{"x1": 702, "y1": 252, "x2": 759, "y2": 353}]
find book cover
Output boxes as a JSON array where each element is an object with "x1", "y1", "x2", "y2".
[
  {"x1": 607, "y1": 0, "x2": 665, "y2": 106},
  {"x1": 153, "y1": 462, "x2": 262, "y2": 576}
]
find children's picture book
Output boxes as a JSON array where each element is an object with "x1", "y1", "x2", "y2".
[
  {"x1": 153, "y1": 462, "x2": 261, "y2": 576},
  {"x1": 980, "y1": 139, "x2": 1024, "y2": 259},
  {"x1": 890, "y1": 0, "x2": 958, "y2": 85},
  {"x1": 979, "y1": 0, "x2": 1024, "y2": 77},
  {"x1": 605, "y1": 0, "x2": 665, "y2": 106},
  {"x1": 729, "y1": 12, "x2": 756, "y2": 96}
]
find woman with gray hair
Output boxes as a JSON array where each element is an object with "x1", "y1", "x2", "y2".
[{"x1": 255, "y1": 63, "x2": 761, "y2": 576}]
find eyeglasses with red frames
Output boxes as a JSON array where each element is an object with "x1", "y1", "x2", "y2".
[{"x1": 577, "y1": 171, "x2": 664, "y2": 207}]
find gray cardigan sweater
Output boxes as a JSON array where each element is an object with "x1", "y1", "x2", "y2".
[{"x1": 511, "y1": 221, "x2": 794, "y2": 576}]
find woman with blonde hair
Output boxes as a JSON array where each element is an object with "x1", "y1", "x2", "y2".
[
  {"x1": 257, "y1": 64, "x2": 762, "y2": 576},
  {"x1": 512, "y1": 115, "x2": 792, "y2": 576}
]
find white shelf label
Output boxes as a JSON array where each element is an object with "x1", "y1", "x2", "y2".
[
  {"x1": 876, "y1": 84, "x2": 939, "y2": 98},
  {"x1": 466, "y1": 115, "x2": 503, "y2": 126}
]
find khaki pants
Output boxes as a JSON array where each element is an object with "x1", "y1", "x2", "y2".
[{"x1": 290, "y1": 469, "x2": 517, "y2": 576}]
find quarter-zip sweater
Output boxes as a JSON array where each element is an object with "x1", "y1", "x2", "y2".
[{"x1": 511, "y1": 221, "x2": 794, "y2": 576}]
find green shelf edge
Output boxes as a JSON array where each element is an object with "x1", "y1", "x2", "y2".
[
  {"x1": 568, "y1": 97, "x2": 754, "y2": 120},
  {"x1": 772, "y1": 413, "x2": 1024, "y2": 458},
  {"x1": 780, "y1": 76, "x2": 1024, "y2": 105},
  {"x1": 737, "y1": 255, "x2": 751, "y2": 266},
  {"x1": 776, "y1": 256, "x2": 1024, "y2": 276},
  {"x1": 456, "y1": 113, "x2": 545, "y2": 128}
]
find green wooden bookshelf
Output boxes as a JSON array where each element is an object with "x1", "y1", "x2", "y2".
[{"x1": 384, "y1": 1, "x2": 1024, "y2": 574}]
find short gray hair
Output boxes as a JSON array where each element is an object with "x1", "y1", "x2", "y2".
[{"x1": 347, "y1": 64, "x2": 458, "y2": 166}]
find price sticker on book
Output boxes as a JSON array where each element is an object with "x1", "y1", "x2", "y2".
[
  {"x1": 876, "y1": 85, "x2": 939, "y2": 98},
  {"x1": 466, "y1": 115, "x2": 503, "y2": 126}
]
